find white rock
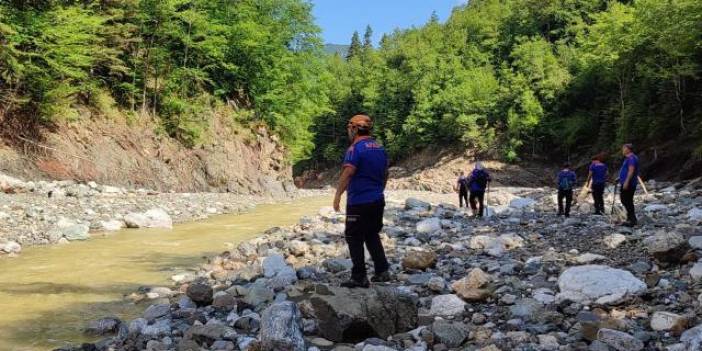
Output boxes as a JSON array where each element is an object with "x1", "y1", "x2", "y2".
[
  {"x1": 603, "y1": 234, "x2": 627, "y2": 249},
  {"x1": 100, "y1": 220, "x2": 124, "y2": 231},
  {"x1": 428, "y1": 294, "x2": 466, "y2": 318},
  {"x1": 1, "y1": 241, "x2": 22, "y2": 254},
  {"x1": 689, "y1": 208, "x2": 702, "y2": 223},
  {"x1": 532, "y1": 288, "x2": 556, "y2": 305},
  {"x1": 575, "y1": 253, "x2": 607, "y2": 264},
  {"x1": 556, "y1": 265, "x2": 646, "y2": 304},
  {"x1": 416, "y1": 217, "x2": 441, "y2": 233},
  {"x1": 689, "y1": 236, "x2": 702, "y2": 250},
  {"x1": 690, "y1": 262, "x2": 702, "y2": 281},
  {"x1": 644, "y1": 204, "x2": 668, "y2": 213},
  {"x1": 509, "y1": 197, "x2": 536, "y2": 209},
  {"x1": 124, "y1": 208, "x2": 172, "y2": 229}
]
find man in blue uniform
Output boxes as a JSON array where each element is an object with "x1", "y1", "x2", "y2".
[
  {"x1": 588, "y1": 154, "x2": 608, "y2": 215},
  {"x1": 455, "y1": 171, "x2": 469, "y2": 208},
  {"x1": 557, "y1": 162, "x2": 577, "y2": 217},
  {"x1": 333, "y1": 115, "x2": 391, "y2": 288},
  {"x1": 619, "y1": 144, "x2": 640, "y2": 227},
  {"x1": 468, "y1": 162, "x2": 491, "y2": 217}
]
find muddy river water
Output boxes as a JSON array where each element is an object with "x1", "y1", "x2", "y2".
[{"x1": 0, "y1": 196, "x2": 331, "y2": 351}]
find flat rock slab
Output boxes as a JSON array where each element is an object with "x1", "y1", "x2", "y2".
[{"x1": 557, "y1": 265, "x2": 646, "y2": 304}]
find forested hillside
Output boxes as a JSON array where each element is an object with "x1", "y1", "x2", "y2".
[
  {"x1": 306, "y1": 0, "x2": 702, "y2": 172},
  {"x1": 0, "y1": 0, "x2": 328, "y2": 161},
  {"x1": 1, "y1": 0, "x2": 701, "y2": 177}
]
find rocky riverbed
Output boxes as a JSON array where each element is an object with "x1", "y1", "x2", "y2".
[
  {"x1": 0, "y1": 172, "x2": 322, "y2": 254},
  {"x1": 52, "y1": 178, "x2": 702, "y2": 351}
]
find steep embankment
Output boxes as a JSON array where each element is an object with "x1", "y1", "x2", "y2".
[
  {"x1": 297, "y1": 147, "x2": 556, "y2": 192},
  {"x1": 0, "y1": 113, "x2": 293, "y2": 194}
]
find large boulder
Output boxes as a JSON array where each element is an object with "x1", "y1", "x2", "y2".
[
  {"x1": 432, "y1": 320, "x2": 468, "y2": 348},
  {"x1": 124, "y1": 208, "x2": 173, "y2": 229},
  {"x1": 451, "y1": 268, "x2": 492, "y2": 302},
  {"x1": 643, "y1": 231, "x2": 689, "y2": 263},
  {"x1": 405, "y1": 198, "x2": 431, "y2": 211},
  {"x1": 688, "y1": 208, "x2": 702, "y2": 223},
  {"x1": 401, "y1": 248, "x2": 437, "y2": 270},
  {"x1": 650, "y1": 311, "x2": 688, "y2": 334},
  {"x1": 556, "y1": 265, "x2": 646, "y2": 304},
  {"x1": 416, "y1": 218, "x2": 441, "y2": 233},
  {"x1": 428, "y1": 294, "x2": 466, "y2": 318},
  {"x1": 260, "y1": 301, "x2": 305, "y2": 351},
  {"x1": 597, "y1": 329, "x2": 643, "y2": 351},
  {"x1": 62, "y1": 224, "x2": 91, "y2": 241},
  {"x1": 310, "y1": 285, "x2": 418, "y2": 342},
  {"x1": 186, "y1": 282, "x2": 213, "y2": 306}
]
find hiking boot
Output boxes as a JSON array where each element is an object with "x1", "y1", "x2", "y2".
[
  {"x1": 340, "y1": 278, "x2": 370, "y2": 288},
  {"x1": 557, "y1": 212, "x2": 564, "y2": 216},
  {"x1": 621, "y1": 221, "x2": 637, "y2": 227},
  {"x1": 371, "y1": 271, "x2": 392, "y2": 283}
]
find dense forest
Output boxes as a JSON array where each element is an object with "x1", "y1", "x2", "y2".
[
  {"x1": 1, "y1": 0, "x2": 701, "y2": 169},
  {"x1": 308, "y1": 0, "x2": 702, "y2": 168},
  {"x1": 0, "y1": 0, "x2": 328, "y2": 160}
]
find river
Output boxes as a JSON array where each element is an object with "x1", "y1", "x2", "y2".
[{"x1": 0, "y1": 195, "x2": 332, "y2": 351}]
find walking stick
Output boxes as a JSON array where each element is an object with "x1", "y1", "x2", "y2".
[
  {"x1": 484, "y1": 182, "x2": 490, "y2": 217},
  {"x1": 611, "y1": 183, "x2": 618, "y2": 215}
]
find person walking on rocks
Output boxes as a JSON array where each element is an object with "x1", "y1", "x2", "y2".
[
  {"x1": 455, "y1": 171, "x2": 470, "y2": 208},
  {"x1": 557, "y1": 162, "x2": 577, "y2": 217},
  {"x1": 618, "y1": 144, "x2": 640, "y2": 227},
  {"x1": 468, "y1": 162, "x2": 491, "y2": 217},
  {"x1": 333, "y1": 114, "x2": 391, "y2": 288},
  {"x1": 589, "y1": 154, "x2": 608, "y2": 215}
]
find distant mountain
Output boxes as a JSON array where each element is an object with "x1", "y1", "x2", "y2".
[{"x1": 323, "y1": 44, "x2": 349, "y2": 57}]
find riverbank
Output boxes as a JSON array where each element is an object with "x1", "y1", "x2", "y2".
[
  {"x1": 61, "y1": 179, "x2": 702, "y2": 351},
  {"x1": 0, "y1": 172, "x2": 325, "y2": 254}
]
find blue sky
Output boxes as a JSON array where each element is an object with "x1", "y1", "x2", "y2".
[{"x1": 310, "y1": 0, "x2": 465, "y2": 45}]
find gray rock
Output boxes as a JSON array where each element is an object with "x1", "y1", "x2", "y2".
[
  {"x1": 322, "y1": 259, "x2": 353, "y2": 273},
  {"x1": 128, "y1": 318, "x2": 147, "y2": 334},
  {"x1": 85, "y1": 317, "x2": 122, "y2": 336},
  {"x1": 143, "y1": 303, "x2": 170, "y2": 320},
  {"x1": 186, "y1": 282, "x2": 213, "y2": 306},
  {"x1": 681, "y1": 324, "x2": 702, "y2": 351},
  {"x1": 691, "y1": 262, "x2": 702, "y2": 281},
  {"x1": 428, "y1": 294, "x2": 466, "y2": 318},
  {"x1": 556, "y1": 265, "x2": 646, "y2": 304},
  {"x1": 262, "y1": 254, "x2": 289, "y2": 278},
  {"x1": 405, "y1": 198, "x2": 431, "y2": 211},
  {"x1": 416, "y1": 217, "x2": 441, "y2": 233},
  {"x1": 310, "y1": 286, "x2": 418, "y2": 342},
  {"x1": 689, "y1": 236, "x2": 702, "y2": 250},
  {"x1": 509, "y1": 298, "x2": 543, "y2": 322},
  {"x1": 142, "y1": 318, "x2": 172, "y2": 338},
  {"x1": 643, "y1": 231, "x2": 688, "y2": 263},
  {"x1": 431, "y1": 320, "x2": 467, "y2": 348},
  {"x1": 63, "y1": 224, "x2": 90, "y2": 241},
  {"x1": 260, "y1": 301, "x2": 306, "y2": 351},
  {"x1": 243, "y1": 283, "x2": 275, "y2": 306},
  {"x1": 597, "y1": 328, "x2": 643, "y2": 351},
  {"x1": 188, "y1": 323, "x2": 232, "y2": 343}
]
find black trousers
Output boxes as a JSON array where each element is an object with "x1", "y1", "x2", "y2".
[
  {"x1": 459, "y1": 189, "x2": 468, "y2": 208},
  {"x1": 345, "y1": 200, "x2": 389, "y2": 281},
  {"x1": 591, "y1": 183, "x2": 605, "y2": 214},
  {"x1": 557, "y1": 189, "x2": 573, "y2": 216},
  {"x1": 620, "y1": 187, "x2": 637, "y2": 224},
  {"x1": 469, "y1": 191, "x2": 485, "y2": 216}
]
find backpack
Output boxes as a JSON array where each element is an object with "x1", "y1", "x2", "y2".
[
  {"x1": 458, "y1": 177, "x2": 469, "y2": 190},
  {"x1": 473, "y1": 170, "x2": 488, "y2": 188},
  {"x1": 559, "y1": 173, "x2": 574, "y2": 190}
]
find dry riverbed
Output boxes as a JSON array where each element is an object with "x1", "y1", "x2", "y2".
[
  {"x1": 0, "y1": 172, "x2": 325, "y2": 254},
  {"x1": 50, "y1": 178, "x2": 702, "y2": 351}
]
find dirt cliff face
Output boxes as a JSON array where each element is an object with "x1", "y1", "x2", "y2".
[{"x1": 0, "y1": 114, "x2": 293, "y2": 194}]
